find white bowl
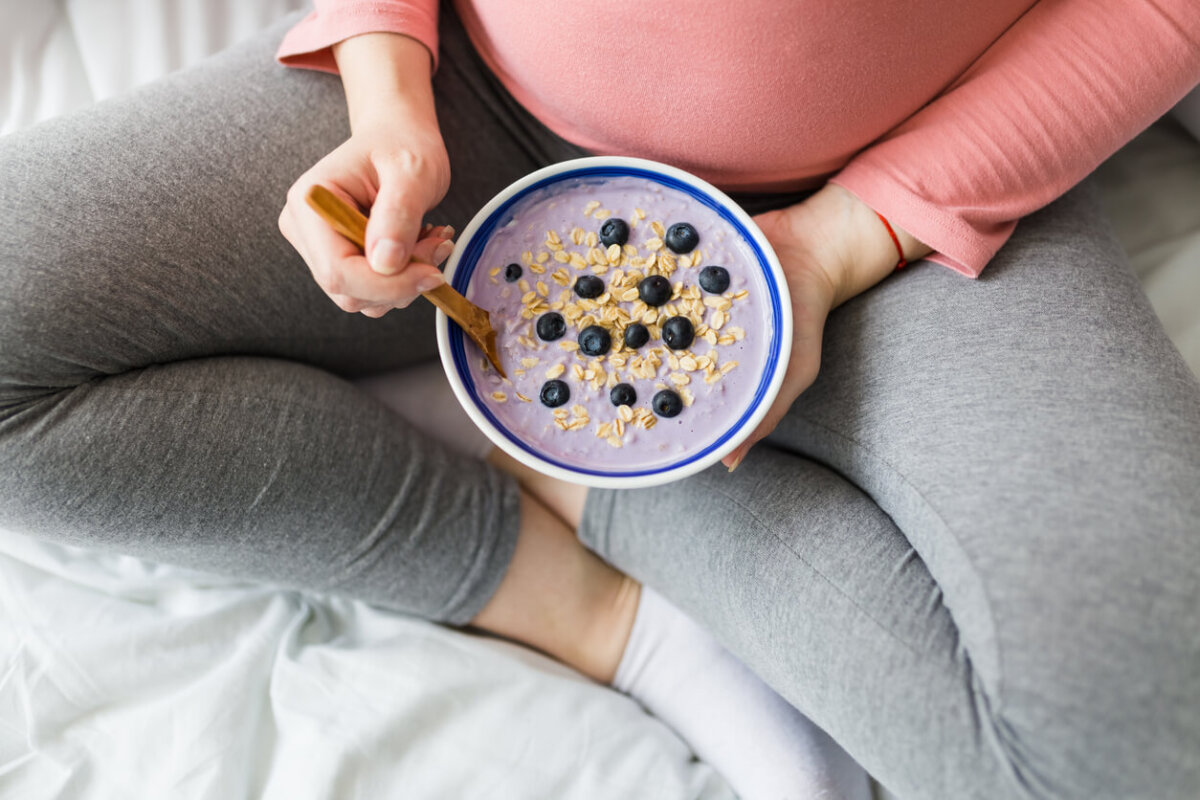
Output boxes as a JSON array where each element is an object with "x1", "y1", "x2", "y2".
[{"x1": 436, "y1": 156, "x2": 792, "y2": 489}]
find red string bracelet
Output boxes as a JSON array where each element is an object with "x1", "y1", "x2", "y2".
[{"x1": 874, "y1": 211, "x2": 908, "y2": 271}]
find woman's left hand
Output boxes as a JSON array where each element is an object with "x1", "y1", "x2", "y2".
[{"x1": 721, "y1": 183, "x2": 931, "y2": 470}]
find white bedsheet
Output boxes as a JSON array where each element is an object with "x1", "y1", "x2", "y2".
[{"x1": 0, "y1": 530, "x2": 729, "y2": 799}]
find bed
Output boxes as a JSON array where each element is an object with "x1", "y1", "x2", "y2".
[{"x1": 2, "y1": 3, "x2": 1197, "y2": 798}]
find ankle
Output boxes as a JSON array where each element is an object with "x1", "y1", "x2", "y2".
[
  {"x1": 576, "y1": 574, "x2": 641, "y2": 684},
  {"x1": 486, "y1": 447, "x2": 589, "y2": 530},
  {"x1": 468, "y1": 488, "x2": 639, "y2": 683}
]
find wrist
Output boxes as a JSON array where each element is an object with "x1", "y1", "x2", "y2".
[
  {"x1": 800, "y1": 184, "x2": 932, "y2": 308},
  {"x1": 333, "y1": 32, "x2": 439, "y2": 135}
]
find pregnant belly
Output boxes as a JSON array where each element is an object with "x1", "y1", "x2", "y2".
[{"x1": 455, "y1": 0, "x2": 1035, "y2": 190}]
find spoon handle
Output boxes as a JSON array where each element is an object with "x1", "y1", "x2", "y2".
[
  {"x1": 304, "y1": 185, "x2": 506, "y2": 378},
  {"x1": 305, "y1": 184, "x2": 370, "y2": 250}
]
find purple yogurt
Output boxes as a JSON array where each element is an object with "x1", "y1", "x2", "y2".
[{"x1": 460, "y1": 173, "x2": 777, "y2": 474}]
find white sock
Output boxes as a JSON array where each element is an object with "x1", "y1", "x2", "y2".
[{"x1": 613, "y1": 587, "x2": 871, "y2": 800}]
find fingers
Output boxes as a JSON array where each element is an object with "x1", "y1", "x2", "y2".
[
  {"x1": 322, "y1": 245, "x2": 446, "y2": 310},
  {"x1": 410, "y1": 228, "x2": 455, "y2": 268},
  {"x1": 285, "y1": 187, "x2": 453, "y2": 310},
  {"x1": 364, "y1": 164, "x2": 441, "y2": 276},
  {"x1": 277, "y1": 132, "x2": 455, "y2": 316},
  {"x1": 721, "y1": 299, "x2": 826, "y2": 472},
  {"x1": 721, "y1": 357, "x2": 819, "y2": 471}
]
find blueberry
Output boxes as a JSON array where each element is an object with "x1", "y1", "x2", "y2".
[
  {"x1": 652, "y1": 389, "x2": 683, "y2": 417},
  {"x1": 610, "y1": 383, "x2": 637, "y2": 407},
  {"x1": 698, "y1": 265, "x2": 730, "y2": 294},
  {"x1": 536, "y1": 312, "x2": 566, "y2": 341},
  {"x1": 623, "y1": 322, "x2": 650, "y2": 349},
  {"x1": 664, "y1": 222, "x2": 699, "y2": 254},
  {"x1": 540, "y1": 379, "x2": 570, "y2": 408},
  {"x1": 577, "y1": 324, "x2": 612, "y2": 357},
  {"x1": 599, "y1": 218, "x2": 630, "y2": 247},
  {"x1": 503, "y1": 263, "x2": 522, "y2": 282},
  {"x1": 574, "y1": 274, "x2": 604, "y2": 299},
  {"x1": 661, "y1": 315, "x2": 695, "y2": 350},
  {"x1": 638, "y1": 275, "x2": 671, "y2": 307}
]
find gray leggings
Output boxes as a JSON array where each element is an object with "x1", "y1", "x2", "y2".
[{"x1": 1, "y1": 9, "x2": 1197, "y2": 800}]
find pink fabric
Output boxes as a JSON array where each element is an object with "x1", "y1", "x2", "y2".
[
  {"x1": 831, "y1": 0, "x2": 1200, "y2": 276},
  {"x1": 278, "y1": 0, "x2": 439, "y2": 73},
  {"x1": 277, "y1": 1, "x2": 1200, "y2": 276}
]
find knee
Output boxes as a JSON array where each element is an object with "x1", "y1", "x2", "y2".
[
  {"x1": 0, "y1": 119, "x2": 163, "y2": 403},
  {"x1": 0, "y1": 214, "x2": 122, "y2": 406},
  {"x1": 0, "y1": 261, "x2": 90, "y2": 407}
]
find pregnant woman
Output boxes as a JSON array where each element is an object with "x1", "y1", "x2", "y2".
[{"x1": 2, "y1": 1, "x2": 1198, "y2": 798}]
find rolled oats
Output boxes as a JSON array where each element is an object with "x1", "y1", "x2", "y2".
[{"x1": 474, "y1": 185, "x2": 763, "y2": 459}]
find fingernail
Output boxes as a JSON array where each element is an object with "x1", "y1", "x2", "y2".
[
  {"x1": 432, "y1": 241, "x2": 455, "y2": 265},
  {"x1": 440, "y1": 225, "x2": 456, "y2": 239},
  {"x1": 417, "y1": 272, "x2": 444, "y2": 293},
  {"x1": 370, "y1": 239, "x2": 404, "y2": 275},
  {"x1": 726, "y1": 447, "x2": 747, "y2": 473}
]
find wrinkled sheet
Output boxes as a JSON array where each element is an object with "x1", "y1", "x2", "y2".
[{"x1": 0, "y1": 528, "x2": 731, "y2": 799}]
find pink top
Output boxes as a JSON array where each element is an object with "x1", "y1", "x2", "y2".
[{"x1": 278, "y1": 1, "x2": 1200, "y2": 276}]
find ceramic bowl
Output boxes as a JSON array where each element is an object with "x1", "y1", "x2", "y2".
[{"x1": 436, "y1": 156, "x2": 791, "y2": 489}]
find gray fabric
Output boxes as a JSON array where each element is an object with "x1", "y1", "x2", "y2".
[
  {"x1": 580, "y1": 182, "x2": 1200, "y2": 799},
  {"x1": 0, "y1": 8, "x2": 581, "y2": 624},
  {"x1": 1, "y1": 4, "x2": 1198, "y2": 800}
]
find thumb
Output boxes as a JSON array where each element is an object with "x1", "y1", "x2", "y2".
[
  {"x1": 364, "y1": 170, "x2": 428, "y2": 276},
  {"x1": 723, "y1": 322, "x2": 824, "y2": 472},
  {"x1": 723, "y1": 391, "x2": 793, "y2": 473}
]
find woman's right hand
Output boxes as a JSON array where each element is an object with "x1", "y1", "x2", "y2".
[{"x1": 277, "y1": 32, "x2": 453, "y2": 318}]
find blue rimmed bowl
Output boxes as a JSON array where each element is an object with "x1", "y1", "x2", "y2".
[{"x1": 436, "y1": 156, "x2": 791, "y2": 489}]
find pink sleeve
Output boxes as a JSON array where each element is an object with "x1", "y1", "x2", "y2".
[
  {"x1": 275, "y1": 0, "x2": 439, "y2": 74},
  {"x1": 830, "y1": 0, "x2": 1200, "y2": 277}
]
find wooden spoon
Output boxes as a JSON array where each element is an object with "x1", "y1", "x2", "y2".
[{"x1": 305, "y1": 184, "x2": 506, "y2": 378}]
